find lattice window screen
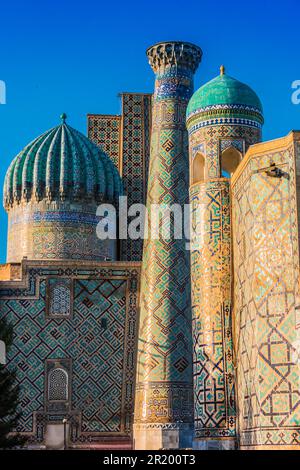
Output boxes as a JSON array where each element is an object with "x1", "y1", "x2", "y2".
[
  {"x1": 48, "y1": 368, "x2": 68, "y2": 401},
  {"x1": 49, "y1": 281, "x2": 71, "y2": 316}
]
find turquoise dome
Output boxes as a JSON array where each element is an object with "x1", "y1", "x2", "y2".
[
  {"x1": 4, "y1": 118, "x2": 122, "y2": 208},
  {"x1": 187, "y1": 69, "x2": 263, "y2": 121}
]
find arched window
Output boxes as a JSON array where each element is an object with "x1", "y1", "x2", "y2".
[
  {"x1": 221, "y1": 147, "x2": 241, "y2": 178},
  {"x1": 192, "y1": 153, "x2": 205, "y2": 184},
  {"x1": 48, "y1": 368, "x2": 68, "y2": 401},
  {"x1": 49, "y1": 281, "x2": 71, "y2": 316}
]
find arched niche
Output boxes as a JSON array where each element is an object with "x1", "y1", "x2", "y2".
[
  {"x1": 221, "y1": 147, "x2": 242, "y2": 178},
  {"x1": 192, "y1": 153, "x2": 205, "y2": 184}
]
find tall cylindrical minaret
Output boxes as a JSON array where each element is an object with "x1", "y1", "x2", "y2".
[
  {"x1": 186, "y1": 66, "x2": 264, "y2": 449},
  {"x1": 133, "y1": 41, "x2": 202, "y2": 450}
]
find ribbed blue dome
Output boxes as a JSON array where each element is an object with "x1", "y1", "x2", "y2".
[{"x1": 4, "y1": 120, "x2": 122, "y2": 209}]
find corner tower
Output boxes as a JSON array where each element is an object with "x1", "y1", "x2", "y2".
[
  {"x1": 134, "y1": 41, "x2": 202, "y2": 449},
  {"x1": 186, "y1": 67, "x2": 264, "y2": 449}
]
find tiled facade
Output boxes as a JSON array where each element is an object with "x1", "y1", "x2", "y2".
[
  {"x1": 232, "y1": 132, "x2": 300, "y2": 449},
  {"x1": 88, "y1": 93, "x2": 152, "y2": 262},
  {"x1": 1, "y1": 40, "x2": 300, "y2": 451},
  {"x1": 188, "y1": 124, "x2": 261, "y2": 180},
  {"x1": 190, "y1": 180, "x2": 235, "y2": 444},
  {"x1": 7, "y1": 201, "x2": 117, "y2": 263},
  {"x1": 0, "y1": 260, "x2": 140, "y2": 448},
  {"x1": 87, "y1": 115, "x2": 121, "y2": 170}
]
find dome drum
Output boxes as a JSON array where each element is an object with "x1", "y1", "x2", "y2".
[{"x1": 6, "y1": 200, "x2": 117, "y2": 263}]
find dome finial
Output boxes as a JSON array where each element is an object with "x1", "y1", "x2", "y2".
[
  {"x1": 60, "y1": 113, "x2": 67, "y2": 123},
  {"x1": 220, "y1": 65, "x2": 225, "y2": 76}
]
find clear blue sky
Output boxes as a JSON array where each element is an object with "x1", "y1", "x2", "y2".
[{"x1": 0, "y1": 0, "x2": 299, "y2": 262}]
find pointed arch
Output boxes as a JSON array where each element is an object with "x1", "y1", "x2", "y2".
[
  {"x1": 221, "y1": 146, "x2": 242, "y2": 178},
  {"x1": 192, "y1": 153, "x2": 205, "y2": 184}
]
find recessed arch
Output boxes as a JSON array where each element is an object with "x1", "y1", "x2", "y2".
[
  {"x1": 221, "y1": 146, "x2": 242, "y2": 178},
  {"x1": 192, "y1": 152, "x2": 205, "y2": 184}
]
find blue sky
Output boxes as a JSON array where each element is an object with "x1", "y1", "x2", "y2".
[{"x1": 0, "y1": 0, "x2": 299, "y2": 262}]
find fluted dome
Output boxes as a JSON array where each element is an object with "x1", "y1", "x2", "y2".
[
  {"x1": 4, "y1": 117, "x2": 122, "y2": 209},
  {"x1": 186, "y1": 67, "x2": 264, "y2": 128}
]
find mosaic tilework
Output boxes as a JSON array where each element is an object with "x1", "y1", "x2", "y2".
[
  {"x1": 188, "y1": 124, "x2": 261, "y2": 179},
  {"x1": 7, "y1": 202, "x2": 117, "y2": 263},
  {"x1": 0, "y1": 261, "x2": 140, "y2": 445},
  {"x1": 231, "y1": 134, "x2": 300, "y2": 449},
  {"x1": 72, "y1": 278, "x2": 127, "y2": 433},
  {"x1": 48, "y1": 279, "x2": 72, "y2": 317},
  {"x1": 44, "y1": 358, "x2": 72, "y2": 414},
  {"x1": 87, "y1": 95, "x2": 152, "y2": 262},
  {"x1": 87, "y1": 115, "x2": 121, "y2": 169},
  {"x1": 186, "y1": 88, "x2": 263, "y2": 445},
  {"x1": 134, "y1": 43, "x2": 201, "y2": 439},
  {"x1": 188, "y1": 118, "x2": 262, "y2": 135},
  {"x1": 190, "y1": 181, "x2": 236, "y2": 440},
  {"x1": 135, "y1": 118, "x2": 194, "y2": 417},
  {"x1": 154, "y1": 67, "x2": 194, "y2": 102},
  {"x1": 220, "y1": 139, "x2": 244, "y2": 154},
  {"x1": 4, "y1": 121, "x2": 122, "y2": 208},
  {"x1": 189, "y1": 103, "x2": 263, "y2": 116},
  {"x1": 4, "y1": 119, "x2": 123, "y2": 265},
  {"x1": 120, "y1": 93, "x2": 152, "y2": 262}
]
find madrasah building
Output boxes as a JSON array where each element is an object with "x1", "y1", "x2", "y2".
[{"x1": 1, "y1": 41, "x2": 300, "y2": 451}]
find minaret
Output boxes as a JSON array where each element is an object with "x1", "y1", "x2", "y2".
[
  {"x1": 134, "y1": 41, "x2": 202, "y2": 450},
  {"x1": 186, "y1": 66, "x2": 264, "y2": 449}
]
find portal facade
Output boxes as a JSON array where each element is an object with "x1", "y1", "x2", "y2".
[{"x1": 1, "y1": 41, "x2": 300, "y2": 450}]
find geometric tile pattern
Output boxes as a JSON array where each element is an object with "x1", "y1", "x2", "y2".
[
  {"x1": 188, "y1": 124, "x2": 261, "y2": 179},
  {"x1": 0, "y1": 261, "x2": 140, "y2": 444},
  {"x1": 136, "y1": 116, "x2": 194, "y2": 418},
  {"x1": 120, "y1": 93, "x2": 152, "y2": 262},
  {"x1": 48, "y1": 279, "x2": 71, "y2": 316},
  {"x1": 134, "y1": 44, "x2": 201, "y2": 429},
  {"x1": 73, "y1": 278, "x2": 127, "y2": 433},
  {"x1": 190, "y1": 181, "x2": 236, "y2": 439},
  {"x1": 232, "y1": 135, "x2": 300, "y2": 449},
  {"x1": 187, "y1": 95, "x2": 263, "y2": 444},
  {"x1": 45, "y1": 358, "x2": 72, "y2": 414},
  {"x1": 220, "y1": 138, "x2": 244, "y2": 154},
  {"x1": 48, "y1": 368, "x2": 68, "y2": 401},
  {"x1": 87, "y1": 93, "x2": 152, "y2": 262},
  {"x1": 87, "y1": 114, "x2": 121, "y2": 170},
  {"x1": 7, "y1": 202, "x2": 117, "y2": 263},
  {"x1": 5, "y1": 119, "x2": 123, "y2": 265},
  {"x1": 186, "y1": 78, "x2": 264, "y2": 134}
]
